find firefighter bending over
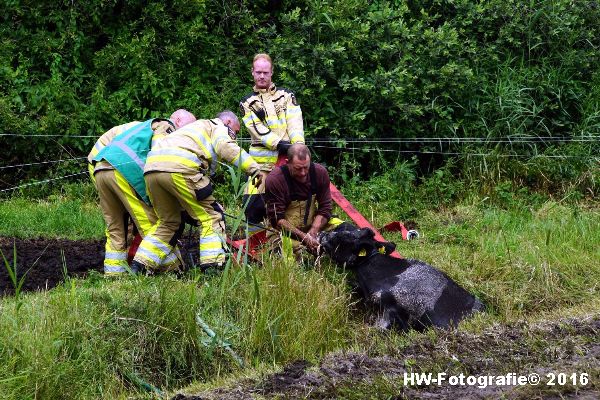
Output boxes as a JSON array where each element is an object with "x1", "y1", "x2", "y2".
[
  {"x1": 131, "y1": 110, "x2": 267, "y2": 273},
  {"x1": 89, "y1": 109, "x2": 196, "y2": 275}
]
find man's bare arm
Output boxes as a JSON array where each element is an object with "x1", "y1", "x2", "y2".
[
  {"x1": 276, "y1": 218, "x2": 320, "y2": 252},
  {"x1": 307, "y1": 214, "x2": 328, "y2": 238}
]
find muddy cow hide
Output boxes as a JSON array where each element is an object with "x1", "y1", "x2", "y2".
[{"x1": 319, "y1": 227, "x2": 484, "y2": 331}]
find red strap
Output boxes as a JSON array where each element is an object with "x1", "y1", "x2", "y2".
[
  {"x1": 329, "y1": 183, "x2": 402, "y2": 259},
  {"x1": 127, "y1": 234, "x2": 143, "y2": 265}
]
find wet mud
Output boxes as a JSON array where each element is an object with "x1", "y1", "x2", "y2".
[
  {"x1": 0, "y1": 237, "x2": 104, "y2": 294},
  {"x1": 173, "y1": 316, "x2": 600, "y2": 399}
]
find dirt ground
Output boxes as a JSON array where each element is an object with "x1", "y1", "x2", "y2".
[
  {"x1": 172, "y1": 317, "x2": 600, "y2": 400},
  {"x1": 0, "y1": 236, "x2": 104, "y2": 294}
]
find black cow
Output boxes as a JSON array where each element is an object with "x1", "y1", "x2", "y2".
[{"x1": 319, "y1": 227, "x2": 484, "y2": 331}]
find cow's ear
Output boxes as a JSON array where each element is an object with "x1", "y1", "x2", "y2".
[
  {"x1": 356, "y1": 240, "x2": 375, "y2": 258},
  {"x1": 380, "y1": 241, "x2": 396, "y2": 255},
  {"x1": 358, "y1": 228, "x2": 375, "y2": 240}
]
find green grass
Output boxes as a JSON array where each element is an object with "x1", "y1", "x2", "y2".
[
  {"x1": 397, "y1": 200, "x2": 600, "y2": 321},
  {"x1": 0, "y1": 197, "x2": 104, "y2": 240},
  {"x1": 0, "y1": 258, "x2": 352, "y2": 399},
  {"x1": 0, "y1": 173, "x2": 599, "y2": 399}
]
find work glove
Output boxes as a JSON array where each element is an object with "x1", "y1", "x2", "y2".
[
  {"x1": 251, "y1": 170, "x2": 268, "y2": 188},
  {"x1": 276, "y1": 140, "x2": 291, "y2": 154}
]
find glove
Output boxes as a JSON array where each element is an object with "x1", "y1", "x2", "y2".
[
  {"x1": 276, "y1": 140, "x2": 291, "y2": 154},
  {"x1": 251, "y1": 171, "x2": 267, "y2": 187}
]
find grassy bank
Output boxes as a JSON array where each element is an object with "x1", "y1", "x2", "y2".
[
  {"x1": 0, "y1": 260, "x2": 351, "y2": 399},
  {"x1": 0, "y1": 176, "x2": 598, "y2": 399}
]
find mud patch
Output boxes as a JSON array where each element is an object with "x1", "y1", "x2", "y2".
[
  {"x1": 0, "y1": 237, "x2": 104, "y2": 294},
  {"x1": 173, "y1": 315, "x2": 600, "y2": 399}
]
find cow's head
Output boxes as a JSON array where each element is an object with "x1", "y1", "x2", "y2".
[{"x1": 319, "y1": 227, "x2": 396, "y2": 267}]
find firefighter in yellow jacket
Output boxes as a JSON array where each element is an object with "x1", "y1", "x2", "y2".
[
  {"x1": 132, "y1": 110, "x2": 266, "y2": 272},
  {"x1": 239, "y1": 53, "x2": 304, "y2": 233},
  {"x1": 88, "y1": 109, "x2": 197, "y2": 275}
]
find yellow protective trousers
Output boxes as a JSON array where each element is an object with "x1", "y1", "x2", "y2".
[
  {"x1": 242, "y1": 146, "x2": 278, "y2": 234},
  {"x1": 134, "y1": 171, "x2": 226, "y2": 270},
  {"x1": 94, "y1": 169, "x2": 178, "y2": 275}
]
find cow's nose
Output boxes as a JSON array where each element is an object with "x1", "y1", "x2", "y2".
[{"x1": 317, "y1": 231, "x2": 329, "y2": 244}]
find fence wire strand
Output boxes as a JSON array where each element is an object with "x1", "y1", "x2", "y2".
[{"x1": 2, "y1": 137, "x2": 597, "y2": 192}]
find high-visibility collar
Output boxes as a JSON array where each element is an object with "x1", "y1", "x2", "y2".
[{"x1": 253, "y1": 83, "x2": 277, "y2": 95}]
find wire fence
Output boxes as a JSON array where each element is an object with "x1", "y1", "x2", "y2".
[
  {"x1": 2, "y1": 132, "x2": 600, "y2": 143},
  {"x1": 1, "y1": 134, "x2": 598, "y2": 193}
]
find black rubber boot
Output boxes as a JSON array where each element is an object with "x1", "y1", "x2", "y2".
[
  {"x1": 129, "y1": 260, "x2": 147, "y2": 275},
  {"x1": 199, "y1": 262, "x2": 225, "y2": 276}
]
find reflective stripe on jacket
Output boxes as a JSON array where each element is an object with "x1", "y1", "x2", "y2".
[
  {"x1": 91, "y1": 119, "x2": 175, "y2": 204},
  {"x1": 88, "y1": 121, "x2": 141, "y2": 174},
  {"x1": 144, "y1": 118, "x2": 260, "y2": 176},
  {"x1": 240, "y1": 83, "x2": 304, "y2": 152}
]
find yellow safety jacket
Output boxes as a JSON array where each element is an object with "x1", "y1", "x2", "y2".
[
  {"x1": 88, "y1": 121, "x2": 140, "y2": 175},
  {"x1": 144, "y1": 118, "x2": 260, "y2": 176},
  {"x1": 240, "y1": 83, "x2": 304, "y2": 168},
  {"x1": 87, "y1": 120, "x2": 175, "y2": 176}
]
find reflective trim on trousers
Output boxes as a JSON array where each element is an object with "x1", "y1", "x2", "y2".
[
  {"x1": 114, "y1": 169, "x2": 153, "y2": 234},
  {"x1": 105, "y1": 250, "x2": 127, "y2": 259},
  {"x1": 135, "y1": 243, "x2": 180, "y2": 269},
  {"x1": 199, "y1": 250, "x2": 226, "y2": 265},
  {"x1": 199, "y1": 233, "x2": 226, "y2": 264},
  {"x1": 104, "y1": 265, "x2": 128, "y2": 274},
  {"x1": 163, "y1": 250, "x2": 180, "y2": 266},
  {"x1": 135, "y1": 245, "x2": 164, "y2": 266},
  {"x1": 144, "y1": 234, "x2": 173, "y2": 254},
  {"x1": 104, "y1": 247, "x2": 128, "y2": 274},
  {"x1": 135, "y1": 234, "x2": 174, "y2": 269}
]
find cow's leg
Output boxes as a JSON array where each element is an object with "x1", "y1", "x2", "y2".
[{"x1": 374, "y1": 292, "x2": 411, "y2": 331}]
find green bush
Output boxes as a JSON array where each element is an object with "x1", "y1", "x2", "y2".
[{"x1": 0, "y1": 0, "x2": 598, "y2": 198}]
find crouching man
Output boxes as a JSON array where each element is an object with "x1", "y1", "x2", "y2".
[
  {"x1": 264, "y1": 143, "x2": 343, "y2": 260},
  {"x1": 89, "y1": 109, "x2": 197, "y2": 275}
]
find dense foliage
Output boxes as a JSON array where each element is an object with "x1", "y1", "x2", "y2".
[{"x1": 1, "y1": 0, "x2": 598, "y2": 196}]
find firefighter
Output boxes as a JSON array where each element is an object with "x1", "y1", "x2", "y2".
[
  {"x1": 263, "y1": 143, "x2": 343, "y2": 260},
  {"x1": 131, "y1": 110, "x2": 267, "y2": 273},
  {"x1": 239, "y1": 53, "x2": 305, "y2": 234},
  {"x1": 88, "y1": 109, "x2": 197, "y2": 275}
]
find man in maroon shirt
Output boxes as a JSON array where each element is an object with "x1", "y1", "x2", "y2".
[{"x1": 264, "y1": 143, "x2": 343, "y2": 256}]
